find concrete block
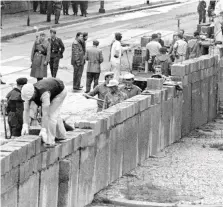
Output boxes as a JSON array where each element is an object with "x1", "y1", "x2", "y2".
[
  {"x1": 149, "y1": 104, "x2": 162, "y2": 155},
  {"x1": 123, "y1": 115, "x2": 139, "y2": 174},
  {"x1": 200, "y1": 79, "x2": 209, "y2": 125},
  {"x1": 182, "y1": 75, "x2": 188, "y2": 86},
  {"x1": 199, "y1": 58, "x2": 205, "y2": 70},
  {"x1": 105, "y1": 105, "x2": 122, "y2": 125},
  {"x1": 192, "y1": 81, "x2": 202, "y2": 129},
  {"x1": 77, "y1": 145, "x2": 95, "y2": 206},
  {"x1": 1, "y1": 167, "x2": 19, "y2": 195},
  {"x1": 172, "y1": 93, "x2": 183, "y2": 142},
  {"x1": 109, "y1": 124, "x2": 124, "y2": 183},
  {"x1": 58, "y1": 160, "x2": 72, "y2": 207},
  {"x1": 18, "y1": 173, "x2": 39, "y2": 207},
  {"x1": 161, "y1": 88, "x2": 168, "y2": 101},
  {"x1": 147, "y1": 90, "x2": 162, "y2": 104},
  {"x1": 39, "y1": 163, "x2": 59, "y2": 207},
  {"x1": 0, "y1": 151, "x2": 12, "y2": 174},
  {"x1": 138, "y1": 108, "x2": 151, "y2": 163},
  {"x1": 77, "y1": 129, "x2": 94, "y2": 148},
  {"x1": 19, "y1": 158, "x2": 35, "y2": 184},
  {"x1": 171, "y1": 64, "x2": 186, "y2": 76},
  {"x1": 163, "y1": 85, "x2": 175, "y2": 100},
  {"x1": 161, "y1": 99, "x2": 173, "y2": 148},
  {"x1": 1, "y1": 185, "x2": 17, "y2": 207},
  {"x1": 68, "y1": 150, "x2": 80, "y2": 207},
  {"x1": 93, "y1": 132, "x2": 110, "y2": 193},
  {"x1": 147, "y1": 78, "x2": 163, "y2": 90},
  {"x1": 182, "y1": 83, "x2": 192, "y2": 137}
]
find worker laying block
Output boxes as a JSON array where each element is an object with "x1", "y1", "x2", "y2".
[
  {"x1": 83, "y1": 72, "x2": 114, "y2": 112},
  {"x1": 120, "y1": 73, "x2": 142, "y2": 98},
  {"x1": 214, "y1": 0, "x2": 223, "y2": 44},
  {"x1": 103, "y1": 79, "x2": 127, "y2": 110},
  {"x1": 21, "y1": 78, "x2": 67, "y2": 147}
]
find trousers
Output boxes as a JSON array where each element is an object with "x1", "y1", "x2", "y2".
[
  {"x1": 73, "y1": 64, "x2": 84, "y2": 89},
  {"x1": 50, "y1": 56, "x2": 60, "y2": 78},
  {"x1": 86, "y1": 72, "x2": 100, "y2": 93},
  {"x1": 214, "y1": 16, "x2": 223, "y2": 42},
  {"x1": 199, "y1": 10, "x2": 206, "y2": 24},
  {"x1": 111, "y1": 61, "x2": 121, "y2": 81},
  {"x1": 55, "y1": 8, "x2": 61, "y2": 23},
  {"x1": 71, "y1": 1, "x2": 79, "y2": 14},
  {"x1": 47, "y1": 88, "x2": 67, "y2": 145}
]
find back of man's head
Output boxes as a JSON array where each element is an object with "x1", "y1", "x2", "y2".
[
  {"x1": 76, "y1": 32, "x2": 82, "y2": 38},
  {"x1": 194, "y1": 31, "x2": 200, "y2": 37},
  {"x1": 177, "y1": 34, "x2": 183, "y2": 39},
  {"x1": 115, "y1": 33, "x2": 122, "y2": 41},
  {"x1": 152, "y1": 33, "x2": 158, "y2": 40}
]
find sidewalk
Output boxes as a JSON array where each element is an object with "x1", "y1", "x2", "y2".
[{"x1": 1, "y1": 0, "x2": 178, "y2": 41}]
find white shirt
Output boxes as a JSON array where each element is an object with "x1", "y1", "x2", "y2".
[
  {"x1": 146, "y1": 41, "x2": 161, "y2": 56},
  {"x1": 110, "y1": 40, "x2": 122, "y2": 64},
  {"x1": 173, "y1": 39, "x2": 187, "y2": 55},
  {"x1": 215, "y1": 0, "x2": 223, "y2": 16}
]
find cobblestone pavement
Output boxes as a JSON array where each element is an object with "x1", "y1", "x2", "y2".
[{"x1": 94, "y1": 119, "x2": 223, "y2": 205}]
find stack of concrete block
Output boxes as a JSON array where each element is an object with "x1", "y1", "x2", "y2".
[
  {"x1": 141, "y1": 36, "x2": 151, "y2": 47},
  {"x1": 171, "y1": 54, "x2": 219, "y2": 136},
  {"x1": 132, "y1": 47, "x2": 146, "y2": 70}
]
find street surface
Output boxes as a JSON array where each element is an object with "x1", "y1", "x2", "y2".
[{"x1": 0, "y1": 0, "x2": 199, "y2": 136}]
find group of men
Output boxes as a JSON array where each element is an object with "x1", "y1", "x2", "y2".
[{"x1": 33, "y1": 1, "x2": 88, "y2": 24}]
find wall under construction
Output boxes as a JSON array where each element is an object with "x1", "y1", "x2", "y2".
[{"x1": 0, "y1": 54, "x2": 220, "y2": 207}]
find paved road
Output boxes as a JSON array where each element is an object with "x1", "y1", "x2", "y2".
[{"x1": 0, "y1": 0, "x2": 199, "y2": 136}]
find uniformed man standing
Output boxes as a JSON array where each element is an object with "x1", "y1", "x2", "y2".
[
  {"x1": 120, "y1": 74, "x2": 142, "y2": 98},
  {"x1": 103, "y1": 80, "x2": 128, "y2": 110},
  {"x1": 62, "y1": 0, "x2": 70, "y2": 15},
  {"x1": 54, "y1": 0, "x2": 62, "y2": 24},
  {"x1": 80, "y1": 1, "x2": 88, "y2": 17},
  {"x1": 33, "y1": 1, "x2": 39, "y2": 12},
  {"x1": 214, "y1": 0, "x2": 223, "y2": 43},
  {"x1": 40, "y1": 1, "x2": 47, "y2": 14},
  {"x1": 197, "y1": 0, "x2": 207, "y2": 24},
  {"x1": 6, "y1": 78, "x2": 28, "y2": 138},
  {"x1": 84, "y1": 72, "x2": 114, "y2": 112},
  {"x1": 49, "y1": 29, "x2": 65, "y2": 78},
  {"x1": 21, "y1": 78, "x2": 67, "y2": 147},
  {"x1": 71, "y1": 1, "x2": 79, "y2": 15},
  {"x1": 46, "y1": 1, "x2": 53, "y2": 22}
]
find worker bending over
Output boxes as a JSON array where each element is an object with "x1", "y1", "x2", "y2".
[{"x1": 21, "y1": 78, "x2": 67, "y2": 147}]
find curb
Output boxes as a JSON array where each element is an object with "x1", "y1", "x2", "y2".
[
  {"x1": 1, "y1": 1, "x2": 179, "y2": 41},
  {"x1": 107, "y1": 198, "x2": 223, "y2": 207}
]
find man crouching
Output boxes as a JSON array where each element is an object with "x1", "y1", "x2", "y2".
[{"x1": 21, "y1": 78, "x2": 67, "y2": 147}]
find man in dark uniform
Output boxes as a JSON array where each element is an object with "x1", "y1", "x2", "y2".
[
  {"x1": 54, "y1": 0, "x2": 62, "y2": 24},
  {"x1": 62, "y1": 0, "x2": 70, "y2": 15},
  {"x1": 80, "y1": 1, "x2": 88, "y2": 17},
  {"x1": 33, "y1": 1, "x2": 39, "y2": 12},
  {"x1": 197, "y1": 0, "x2": 207, "y2": 24},
  {"x1": 82, "y1": 32, "x2": 88, "y2": 54},
  {"x1": 49, "y1": 29, "x2": 65, "y2": 78},
  {"x1": 21, "y1": 78, "x2": 67, "y2": 147},
  {"x1": 6, "y1": 78, "x2": 28, "y2": 138},
  {"x1": 40, "y1": 1, "x2": 47, "y2": 14},
  {"x1": 46, "y1": 1, "x2": 53, "y2": 22},
  {"x1": 71, "y1": 1, "x2": 79, "y2": 15}
]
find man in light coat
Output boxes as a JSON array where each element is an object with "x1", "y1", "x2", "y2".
[
  {"x1": 110, "y1": 32, "x2": 129, "y2": 81},
  {"x1": 214, "y1": 0, "x2": 223, "y2": 43},
  {"x1": 85, "y1": 40, "x2": 104, "y2": 93},
  {"x1": 173, "y1": 34, "x2": 188, "y2": 63},
  {"x1": 71, "y1": 32, "x2": 85, "y2": 91}
]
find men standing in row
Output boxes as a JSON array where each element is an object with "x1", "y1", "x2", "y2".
[
  {"x1": 62, "y1": 0, "x2": 70, "y2": 15},
  {"x1": 197, "y1": 0, "x2": 207, "y2": 24},
  {"x1": 49, "y1": 29, "x2": 65, "y2": 78},
  {"x1": 47, "y1": 1, "x2": 62, "y2": 24},
  {"x1": 85, "y1": 40, "x2": 104, "y2": 93},
  {"x1": 146, "y1": 33, "x2": 162, "y2": 72},
  {"x1": 6, "y1": 78, "x2": 28, "y2": 138},
  {"x1": 71, "y1": 1, "x2": 79, "y2": 15},
  {"x1": 71, "y1": 32, "x2": 85, "y2": 90},
  {"x1": 84, "y1": 72, "x2": 114, "y2": 112}
]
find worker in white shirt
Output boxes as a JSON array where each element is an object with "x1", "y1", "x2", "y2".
[
  {"x1": 145, "y1": 33, "x2": 162, "y2": 72},
  {"x1": 173, "y1": 34, "x2": 188, "y2": 63},
  {"x1": 110, "y1": 32, "x2": 129, "y2": 81},
  {"x1": 214, "y1": 0, "x2": 223, "y2": 43}
]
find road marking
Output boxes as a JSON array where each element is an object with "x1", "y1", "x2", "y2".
[{"x1": 1, "y1": 56, "x2": 27, "y2": 64}]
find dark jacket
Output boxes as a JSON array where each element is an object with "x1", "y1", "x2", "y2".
[
  {"x1": 71, "y1": 39, "x2": 85, "y2": 66},
  {"x1": 50, "y1": 37, "x2": 65, "y2": 58}
]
